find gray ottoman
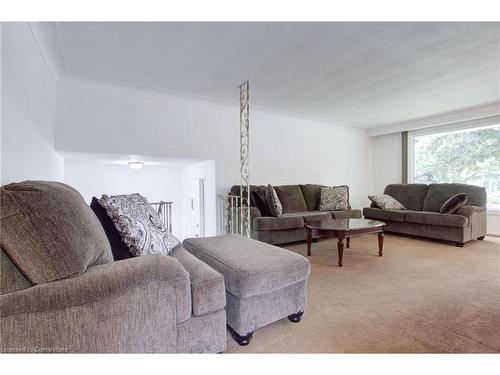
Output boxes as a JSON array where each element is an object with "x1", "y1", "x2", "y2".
[{"x1": 183, "y1": 234, "x2": 310, "y2": 346}]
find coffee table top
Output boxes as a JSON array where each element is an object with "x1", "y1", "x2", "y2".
[{"x1": 305, "y1": 218, "x2": 385, "y2": 232}]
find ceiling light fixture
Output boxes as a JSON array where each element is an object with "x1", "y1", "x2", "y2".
[{"x1": 128, "y1": 161, "x2": 144, "y2": 170}]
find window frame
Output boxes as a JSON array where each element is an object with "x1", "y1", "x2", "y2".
[{"x1": 407, "y1": 119, "x2": 500, "y2": 213}]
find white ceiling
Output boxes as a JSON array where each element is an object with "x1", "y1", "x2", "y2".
[{"x1": 54, "y1": 22, "x2": 500, "y2": 128}]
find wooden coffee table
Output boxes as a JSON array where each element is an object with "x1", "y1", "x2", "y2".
[{"x1": 305, "y1": 218, "x2": 386, "y2": 267}]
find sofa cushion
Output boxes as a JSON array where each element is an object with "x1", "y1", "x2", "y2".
[
  {"x1": 368, "y1": 194, "x2": 405, "y2": 210},
  {"x1": 274, "y1": 185, "x2": 308, "y2": 213},
  {"x1": 1, "y1": 249, "x2": 33, "y2": 294},
  {"x1": 405, "y1": 211, "x2": 469, "y2": 228},
  {"x1": 265, "y1": 185, "x2": 283, "y2": 217},
  {"x1": 299, "y1": 184, "x2": 324, "y2": 211},
  {"x1": 251, "y1": 190, "x2": 270, "y2": 216},
  {"x1": 253, "y1": 215, "x2": 304, "y2": 231},
  {"x1": 440, "y1": 193, "x2": 468, "y2": 214},
  {"x1": 363, "y1": 207, "x2": 406, "y2": 222},
  {"x1": 423, "y1": 183, "x2": 487, "y2": 212},
  {"x1": 292, "y1": 211, "x2": 332, "y2": 223},
  {"x1": 0, "y1": 181, "x2": 113, "y2": 285},
  {"x1": 384, "y1": 184, "x2": 429, "y2": 211},
  {"x1": 319, "y1": 185, "x2": 349, "y2": 211},
  {"x1": 182, "y1": 234, "x2": 310, "y2": 298},
  {"x1": 90, "y1": 197, "x2": 133, "y2": 261},
  {"x1": 331, "y1": 209, "x2": 362, "y2": 219},
  {"x1": 99, "y1": 193, "x2": 180, "y2": 256},
  {"x1": 170, "y1": 246, "x2": 226, "y2": 316},
  {"x1": 293, "y1": 210, "x2": 362, "y2": 222},
  {"x1": 230, "y1": 185, "x2": 269, "y2": 214},
  {"x1": 230, "y1": 185, "x2": 267, "y2": 204}
]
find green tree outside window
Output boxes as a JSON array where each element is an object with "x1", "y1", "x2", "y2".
[{"x1": 413, "y1": 126, "x2": 500, "y2": 208}]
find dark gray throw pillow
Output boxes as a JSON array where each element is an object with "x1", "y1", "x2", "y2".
[
  {"x1": 440, "y1": 193, "x2": 468, "y2": 214},
  {"x1": 251, "y1": 190, "x2": 270, "y2": 216},
  {"x1": 90, "y1": 197, "x2": 133, "y2": 261}
]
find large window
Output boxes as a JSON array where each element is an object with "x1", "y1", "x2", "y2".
[{"x1": 409, "y1": 125, "x2": 500, "y2": 210}]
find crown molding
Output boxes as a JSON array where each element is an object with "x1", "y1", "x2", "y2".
[
  {"x1": 368, "y1": 101, "x2": 500, "y2": 137},
  {"x1": 59, "y1": 74, "x2": 361, "y2": 130}
]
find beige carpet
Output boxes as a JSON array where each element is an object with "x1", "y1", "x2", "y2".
[{"x1": 226, "y1": 233, "x2": 500, "y2": 353}]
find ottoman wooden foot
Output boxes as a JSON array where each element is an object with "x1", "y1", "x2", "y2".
[
  {"x1": 477, "y1": 236, "x2": 485, "y2": 240},
  {"x1": 288, "y1": 310, "x2": 304, "y2": 323},
  {"x1": 229, "y1": 326, "x2": 253, "y2": 346},
  {"x1": 455, "y1": 242, "x2": 465, "y2": 247}
]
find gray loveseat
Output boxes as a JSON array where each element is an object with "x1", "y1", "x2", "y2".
[
  {"x1": 363, "y1": 183, "x2": 487, "y2": 246},
  {"x1": 0, "y1": 181, "x2": 226, "y2": 353},
  {"x1": 231, "y1": 184, "x2": 361, "y2": 245}
]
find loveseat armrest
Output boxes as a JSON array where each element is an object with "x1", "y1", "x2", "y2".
[
  {"x1": 455, "y1": 205, "x2": 486, "y2": 217},
  {"x1": 0, "y1": 255, "x2": 191, "y2": 353},
  {"x1": 455, "y1": 205, "x2": 487, "y2": 240}
]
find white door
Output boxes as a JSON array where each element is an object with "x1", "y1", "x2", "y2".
[{"x1": 184, "y1": 178, "x2": 205, "y2": 238}]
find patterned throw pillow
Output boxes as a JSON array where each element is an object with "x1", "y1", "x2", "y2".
[
  {"x1": 99, "y1": 193, "x2": 180, "y2": 256},
  {"x1": 265, "y1": 184, "x2": 283, "y2": 217},
  {"x1": 319, "y1": 186, "x2": 349, "y2": 211},
  {"x1": 368, "y1": 194, "x2": 406, "y2": 210}
]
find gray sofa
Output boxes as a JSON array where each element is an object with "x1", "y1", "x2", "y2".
[
  {"x1": 0, "y1": 181, "x2": 226, "y2": 353},
  {"x1": 230, "y1": 184, "x2": 361, "y2": 245},
  {"x1": 363, "y1": 183, "x2": 487, "y2": 247}
]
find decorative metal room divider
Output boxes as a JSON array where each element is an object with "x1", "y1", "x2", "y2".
[
  {"x1": 239, "y1": 80, "x2": 250, "y2": 237},
  {"x1": 150, "y1": 201, "x2": 173, "y2": 233},
  {"x1": 217, "y1": 80, "x2": 251, "y2": 237}
]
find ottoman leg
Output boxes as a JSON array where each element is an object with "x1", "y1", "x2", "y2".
[
  {"x1": 288, "y1": 310, "x2": 304, "y2": 323},
  {"x1": 229, "y1": 326, "x2": 253, "y2": 346}
]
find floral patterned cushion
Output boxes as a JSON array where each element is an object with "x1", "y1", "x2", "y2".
[
  {"x1": 99, "y1": 193, "x2": 180, "y2": 256},
  {"x1": 319, "y1": 185, "x2": 349, "y2": 211},
  {"x1": 368, "y1": 194, "x2": 406, "y2": 210}
]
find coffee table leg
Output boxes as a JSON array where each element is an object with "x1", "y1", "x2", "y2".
[
  {"x1": 337, "y1": 235, "x2": 345, "y2": 267},
  {"x1": 346, "y1": 237, "x2": 350, "y2": 249},
  {"x1": 378, "y1": 232, "x2": 384, "y2": 257},
  {"x1": 306, "y1": 230, "x2": 312, "y2": 257}
]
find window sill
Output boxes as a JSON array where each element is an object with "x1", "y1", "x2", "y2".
[{"x1": 487, "y1": 209, "x2": 500, "y2": 216}]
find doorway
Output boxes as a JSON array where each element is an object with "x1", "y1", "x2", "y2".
[{"x1": 184, "y1": 178, "x2": 205, "y2": 238}]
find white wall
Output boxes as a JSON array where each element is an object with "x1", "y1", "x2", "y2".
[
  {"x1": 55, "y1": 77, "x2": 372, "y2": 210},
  {"x1": 1, "y1": 23, "x2": 63, "y2": 185},
  {"x1": 63, "y1": 159, "x2": 185, "y2": 239},
  {"x1": 487, "y1": 215, "x2": 500, "y2": 236},
  {"x1": 371, "y1": 133, "x2": 402, "y2": 193}
]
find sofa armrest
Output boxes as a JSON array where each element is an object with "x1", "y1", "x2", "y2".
[
  {"x1": 349, "y1": 209, "x2": 362, "y2": 219},
  {"x1": 250, "y1": 207, "x2": 262, "y2": 219},
  {"x1": 0, "y1": 255, "x2": 191, "y2": 353},
  {"x1": 455, "y1": 205, "x2": 487, "y2": 240},
  {"x1": 171, "y1": 247, "x2": 226, "y2": 316},
  {"x1": 455, "y1": 205, "x2": 486, "y2": 217}
]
